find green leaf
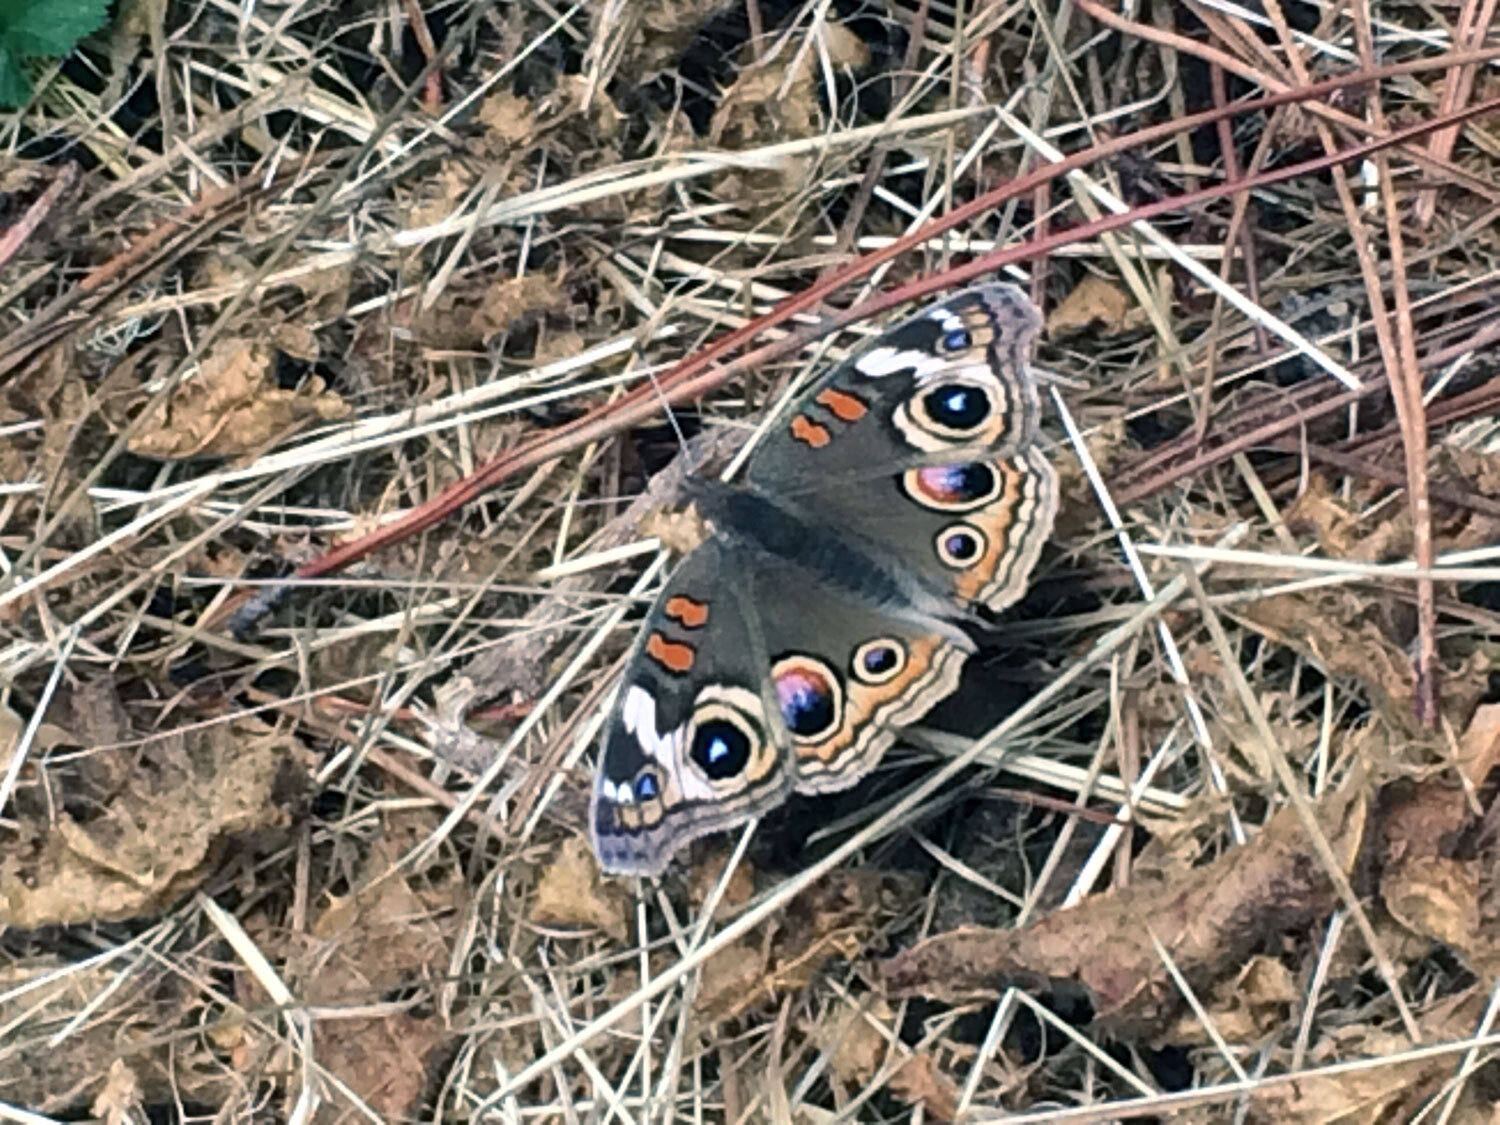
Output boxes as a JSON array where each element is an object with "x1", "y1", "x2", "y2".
[
  {"x1": 0, "y1": 44, "x2": 30, "y2": 108},
  {"x1": 0, "y1": 0, "x2": 110, "y2": 59}
]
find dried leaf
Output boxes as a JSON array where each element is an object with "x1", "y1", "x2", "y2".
[
  {"x1": 1234, "y1": 592, "x2": 1420, "y2": 732},
  {"x1": 687, "y1": 844, "x2": 757, "y2": 914},
  {"x1": 822, "y1": 999, "x2": 892, "y2": 1086},
  {"x1": 1284, "y1": 473, "x2": 1409, "y2": 562},
  {"x1": 1173, "y1": 955, "x2": 1299, "y2": 1044},
  {"x1": 598, "y1": 0, "x2": 738, "y2": 80},
  {"x1": 467, "y1": 273, "x2": 567, "y2": 344},
  {"x1": 1046, "y1": 275, "x2": 1133, "y2": 336},
  {"x1": 533, "y1": 328, "x2": 587, "y2": 364},
  {"x1": 1385, "y1": 855, "x2": 1480, "y2": 953},
  {"x1": 530, "y1": 834, "x2": 630, "y2": 940},
  {"x1": 305, "y1": 819, "x2": 457, "y2": 1001},
  {"x1": 0, "y1": 704, "x2": 21, "y2": 775},
  {"x1": 478, "y1": 89, "x2": 538, "y2": 149},
  {"x1": 1375, "y1": 757, "x2": 1500, "y2": 976},
  {"x1": 1251, "y1": 991, "x2": 1485, "y2": 1123},
  {"x1": 128, "y1": 339, "x2": 348, "y2": 459},
  {"x1": 885, "y1": 774, "x2": 1369, "y2": 1035},
  {"x1": 292, "y1": 812, "x2": 457, "y2": 1117},
  {"x1": 407, "y1": 160, "x2": 475, "y2": 230},
  {"x1": 0, "y1": 718, "x2": 298, "y2": 926},
  {"x1": 0, "y1": 961, "x2": 142, "y2": 1105},
  {"x1": 1456, "y1": 701, "x2": 1500, "y2": 788},
  {"x1": 889, "y1": 1053, "x2": 960, "y2": 1120},
  {"x1": 270, "y1": 322, "x2": 320, "y2": 362},
  {"x1": 319, "y1": 1012, "x2": 446, "y2": 1120},
  {"x1": 708, "y1": 21, "x2": 868, "y2": 204},
  {"x1": 695, "y1": 935, "x2": 772, "y2": 1024},
  {"x1": 91, "y1": 1059, "x2": 142, "y2": 1125},
  {"x1": 697, "y1": 871, "x2": 913, "y2": 1026}
]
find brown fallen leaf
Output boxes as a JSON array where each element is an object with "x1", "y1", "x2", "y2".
[
  {"x1": 687, "y1": 843, "x2": 758, "y2": 915},
  {"x1": 478, "y1": 89, "x2": 538, "y2": 150},
  {"x1": 1249, "y1": 989, "x2": 1487, "y2": 1124},
  {"x1": 128, "y1": 338, "x2": 348, "y2": 460},
  {"x1": 283, "y1": 811, "x2": 459, "y2": 1120},
  {"x1": 889, "y1": 1053, "x2": 961, "y2": 1121},
  {"x1": 318, "y1": 1012, "x2": 446, "y2": 1121},
  {"x1": 1284, "y1": 473, "x2": 1412, "y2": 563},
  {"x1": 530, "y1": 834, "x2": 631, "y2": 941},
  {"x1": 695, "y1": 934, "x2": 772, "y2": 1025},
  {"x1": 0, "y1": 961, "x2": 137, "y2": 1106},
  {"x1": 821, "y1": 998, "x2": 892, "y2": 1087},
  {"x1": 884, "y1": 774, "x2": 1369, "y2": 1036},
  {"x1": 0, "y1": 717, "x2": 299, "y2": 927},
  {"x1": 1375, "y1": 715, "x2": 1500, "y2": 978},
  {"x1": 1456, "y1": 700, "x2": 1500, "y2": 787},
  {"x1": 270, "y1": 321, "x2": 320, "y2": 362},
  {"x1": 1232, "y1": 591, "x2": 1422, "y2": 733},
  {"x1": 1384, "y1": 855, "x2": 1480, "y2": 961},
  {"x1": 596, "y1": 0, "x2": 737, "y2": 80},
  {"x1": 91, "y1": 1059, "x2": 143, "y2": 1125},
  {"x1": 708, "y1": 20, "x2": 868, "y2": 205},
  {"x1": 467, "y1": 272, "x2": 566, "y2": 345},
  {"x1": 407, "y1": 159, "x2": 476, "y2": 231},
  {"x1": 697, "y1": 871, "x2": 916, "y2": 1027},
  {"x1": 533, "y1": 328, "x2": 588, "y2": 364},
  {"x1": 1046, "y1": 274, "x2": 1134, "y2": 336},
  {"x1": 1170, "y1": 954, "x2": 1299, "y2": 1044}
]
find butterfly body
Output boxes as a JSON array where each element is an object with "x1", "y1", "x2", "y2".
[{"x1": 592, "y1": 285, "x2": 1059, "y2": 875}]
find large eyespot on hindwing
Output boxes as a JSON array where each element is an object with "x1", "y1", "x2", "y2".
[
  {"x1": 792, "y1": 633, "x2": 970, "y2": 792},
  {"x1": 771, "y1": 655, "x2": 843, "y2": 743},
  {"x1": 902, "y1": 462, "x2": 1002, "y2": 512},
  {"x1": 927, "y1": 450, "x2": 1059, "y2": 611}
]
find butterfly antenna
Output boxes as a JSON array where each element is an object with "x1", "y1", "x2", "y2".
[{"x1": 639, "y1": 352, "x2": 696, "y2": 472}]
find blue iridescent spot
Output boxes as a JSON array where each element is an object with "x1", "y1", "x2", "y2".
[
  {"x1": 914, "y1": 462, "x2": 996, "y2": 504},
  {"x1": 775, "y1": 666, "x2": 837, "y2": 737},
  {"x1": 942, "y1": 328, "x2": 971, "y2": 352},
  {"x1": 944, "y1": 530, "x2": 981, "y2": 561},
  {"x1": 691, "y1": 721, "x2": 750, "y2": 779},
  {"x1": 924, "y1": 384, "x2": 989, "y2": 430},
  {"x1": 862, "y1": 645, "x2": 898, "y2": 676},
  {"x1": 635, "y1": 772, "x2": 659, "y2": 800}
]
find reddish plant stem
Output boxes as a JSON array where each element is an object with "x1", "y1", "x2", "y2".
[
  {"x1": 1113, "y1": 314, "x2": 1500, "y2": 507},
  {"x1": 204, "y1": 79, "x2": 1500, "y2": 629},
  {"x1": 0, "y1": 164, "x2": 78, "y2": 275},
  {"x1": 1073, "y1": 0, "x2": 1500, "y2": 203},
  {"x1": 402, "y1": 0, "x2": 444, "y2": 112},
  {"x1": 1413, "y1": 0, "x2": 1498, "y2": 227}
]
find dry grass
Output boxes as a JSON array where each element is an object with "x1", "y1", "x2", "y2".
[{"x1": 3, "y1": 0, "x2": 1500, "y2": 1121}]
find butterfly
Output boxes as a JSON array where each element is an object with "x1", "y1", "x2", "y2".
[{"x1": 590, "y1": 284, "x2": 1058, "y2": 875}]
